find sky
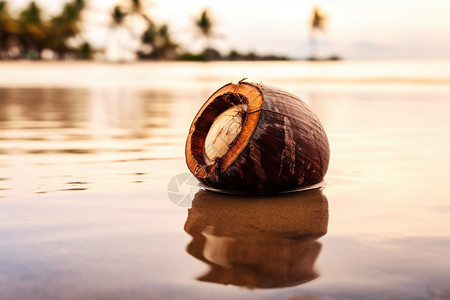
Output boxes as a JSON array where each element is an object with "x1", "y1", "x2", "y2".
[{"x1": 6, "y1": 0, "x2": 450, "y2": 59}]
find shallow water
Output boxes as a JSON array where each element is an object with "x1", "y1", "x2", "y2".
[{"x1": 1, "y1": 61, "x2": 450, "y2": 300}]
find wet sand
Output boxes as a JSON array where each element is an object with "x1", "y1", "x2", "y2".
[{"x1": 0, "y1": 61, "x2": 450, "y2": 299}]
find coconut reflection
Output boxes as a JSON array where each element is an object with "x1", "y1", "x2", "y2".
[{"x1": 184, "y1": 188, "x2": 329, "y2": 289}]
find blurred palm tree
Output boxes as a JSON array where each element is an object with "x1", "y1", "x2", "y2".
[
  {"x1": 129, "y1": 0, "x2": 151, "y2": 23},
  {"x1": 49, "y1": 0, "x2": 86, "y2": 59},
  {"x1": 111, "y1": 5, "x2": 127, "y2": 26},
  {"x1": 139, "y1": 23, "x2": 177, "y2": 59},
  {"x1": 110, "y1": 0, "x2": 151, "y2": 30},
  {"x1": 309, "y1": 6, "x2": 328, "y2": 60},
  {"x1": 75, "y1": 41, "x2": 94, "y2": 59},
  {"x1": 17, "y1": 1, "x2": 47, "y2": 59},
  {"x1": 195, "y1": 9, "x2": 214, "y2": 39},
  {"x1": 0, "y1": 0, "x2": 90, "y2": 59},
  {"x1": 0, "y1": 2, "x2": 19, "y2": 58},
  {"x1": 1, "y1": 0, "x2": 177, "y2": 61},
  {"x1": 155, "y1": 24, "x2": 177, "y2": 58},
  {"x1": 106, "y1": 0, "x2": 177, "y2": 61},
  {"x1": 106, "y1": 2, "x2": 137, "y2": 61},
  {"x1": 194, "y1": 9, "x2": 221, "y2": 60}
]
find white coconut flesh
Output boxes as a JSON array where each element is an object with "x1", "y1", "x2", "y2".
[{"x1": 204, "y1": 104, "x2": 247, "y2": 165}]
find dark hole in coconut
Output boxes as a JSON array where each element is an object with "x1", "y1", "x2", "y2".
[{"x1": 190, "y1": 93, "x2": 248, "y2": 166}]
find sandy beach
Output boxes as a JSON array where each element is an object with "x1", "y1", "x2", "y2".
[{"x1": 1, "y1": 60, "x2": 450, "y2": 299}]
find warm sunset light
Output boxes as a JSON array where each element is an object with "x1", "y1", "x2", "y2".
[
  {"x1": 4, "y1": 0, "x2": 450, "y2": 60},
  {"x1": 1, "y1": 1, "x2": 450, "y2": 299}
]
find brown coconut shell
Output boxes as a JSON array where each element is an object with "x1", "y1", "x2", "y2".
[
  {"x1": 185, "y1": 80, "x2": 330, "y2": 193},
  {"x1": 184, "y1": 188, "x2": 329, "y2": 288}
]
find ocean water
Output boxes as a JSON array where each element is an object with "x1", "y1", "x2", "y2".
[{"x1": 0, "y1": 61, "x2": 450, "y2": 299}]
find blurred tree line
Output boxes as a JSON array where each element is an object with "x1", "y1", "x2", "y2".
[
  {"x1": 0, "y1": 0, "x2": 91, "y2": 59},
  {"x1": 0, "y1": 0, "x2": 320, "y2": 61}
]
